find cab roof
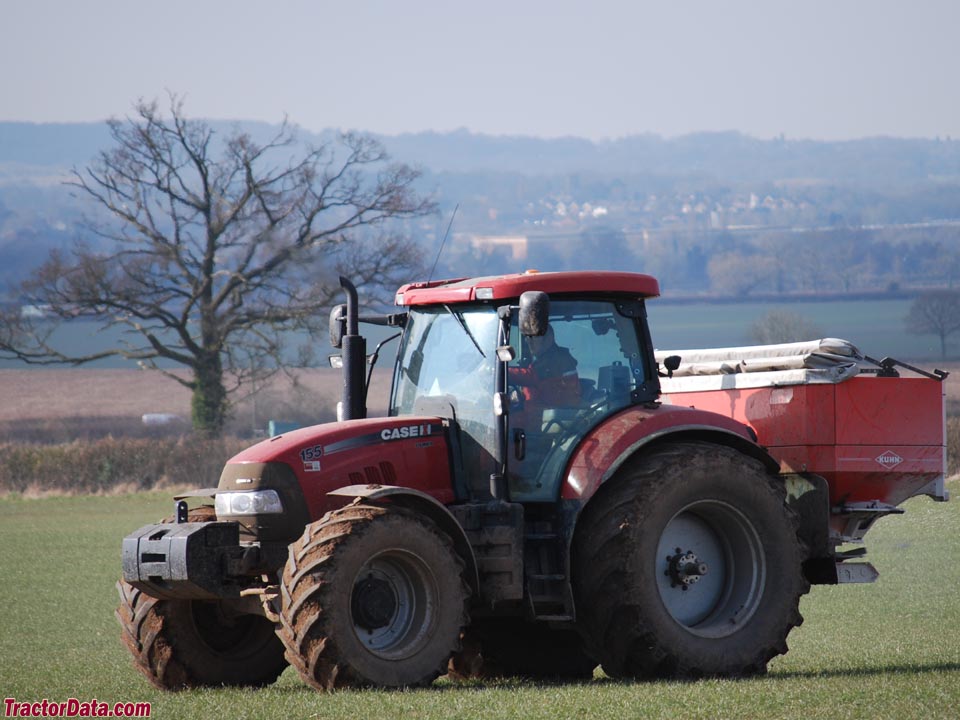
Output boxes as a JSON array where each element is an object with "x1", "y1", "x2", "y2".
[{"x1": 395, "y1": 271, "x2": 660, "y2": 306}]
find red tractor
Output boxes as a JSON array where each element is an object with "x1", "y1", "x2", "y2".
[{"x1": 118, "y1": 271, "x2": 948, "y2": 689}]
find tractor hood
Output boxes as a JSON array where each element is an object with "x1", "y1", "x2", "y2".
[{"x1": 218, "y1": 416, "x2": 455, "y2": 526}]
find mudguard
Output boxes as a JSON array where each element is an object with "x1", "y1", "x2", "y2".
[{"x1": 561, "y1": 403, "x2": 776, "y2": 503}]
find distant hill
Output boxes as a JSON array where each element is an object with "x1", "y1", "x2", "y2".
[
  {"x1": 0, "y1": 122, "x2": 112, "y2": 166},
  {"x1": 3, "y1": 121, "x2": 959, "y2": 185},
  {"x1": 380, "y1": 129, "x2": 960, "y2": 186},
  {"x1": 0, "y1": 120, "x2": 300, "y2": 169}
]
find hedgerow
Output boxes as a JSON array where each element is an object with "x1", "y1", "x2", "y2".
[{"x1": 0, "y1": 436, "x2": 249, "y2": 495}]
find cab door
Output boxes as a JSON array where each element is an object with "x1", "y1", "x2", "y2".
[{"x1": 507, "y1": 299, "x2": 655, "y2": 502}]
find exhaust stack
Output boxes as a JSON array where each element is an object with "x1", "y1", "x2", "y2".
[{"x1": 338, "y1": 276, "x2": 366, "y2": 421}]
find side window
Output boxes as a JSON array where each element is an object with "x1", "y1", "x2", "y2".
[
  {"x1": 506, "y1": 299, "x2": 649, "y2": 503},
  {"x1": 548, "y1": 301, "x2": 645, "y2": 413}
]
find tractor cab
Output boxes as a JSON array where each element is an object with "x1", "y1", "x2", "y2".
[{"x1": 389, "y1": 271, "x2": 662, "y2": 503}]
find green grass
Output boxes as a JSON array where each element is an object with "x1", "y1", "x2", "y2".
[{"x1": 1, "y1": 485, "x2": 959, "y2": 720}]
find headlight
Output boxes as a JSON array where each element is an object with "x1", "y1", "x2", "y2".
[{"x1": 215, "y1": 490, "x2": 284, "y2": 516}]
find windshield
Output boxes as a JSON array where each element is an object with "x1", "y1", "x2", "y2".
[
  {"x1": 391, "y1": 306, "x2": 500, "y2": 500},
  {"x1": 390, "y1": 306, "x2": 498, "y2": 416}
]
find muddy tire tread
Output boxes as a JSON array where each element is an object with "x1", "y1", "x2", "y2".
[
  {"x1": 277, "y1": 504, "x2": 470, "y2": 691},
  {"x1": 573, "y1": 441, "x2": 810, "y2": 679}
]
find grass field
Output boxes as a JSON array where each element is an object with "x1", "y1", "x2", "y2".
[{"x1": 1, "y1": 485, "x2": 958, "y2": 720}]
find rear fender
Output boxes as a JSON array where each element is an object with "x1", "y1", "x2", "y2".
[
  {"x1": 328, "y1": 485, "x2": 480, "y2": 595},
  {"x1": 561, "y1": 405, "x2": 778, "y2": 503}
]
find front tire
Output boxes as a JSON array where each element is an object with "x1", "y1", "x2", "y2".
[
  {"x1": 572, "y1": 441, "x2": 809, "y2": 678},
  {"x1": 115, "y1": 581, "x2": 287, "y2": 689},
  {"x1": 116, "y1": 505, "x2": 288, "y2": 690},
  {"x1": 277, "y1": 504, "x2": 470, "y2": 690}
]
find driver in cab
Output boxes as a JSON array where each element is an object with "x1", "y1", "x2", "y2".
[{"x1": 509, "y1": 325, "x2": 580, "y2": 409}]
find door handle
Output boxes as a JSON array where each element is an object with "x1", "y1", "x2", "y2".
[{"x1": 513, "y1": 429, "x2": 526, "y2": 461}]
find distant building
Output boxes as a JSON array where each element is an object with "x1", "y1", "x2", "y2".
[{"x1": 470, "y1": 235, "x2": 529, "y2": 261}]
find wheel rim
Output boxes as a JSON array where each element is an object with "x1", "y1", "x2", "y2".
[
  {"x1": 655, "y1": 500, "x2": 765, "y2": 638},
  {"x1": 350, "y1": 549, "x2": 438, "y2": 660}
]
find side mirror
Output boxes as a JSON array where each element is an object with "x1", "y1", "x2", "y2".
[
  {"x1": 518, "y1": 291, "x2": 550, "y2": 337},
  {"x1": 329, "y1": 304, "x2": 347, "y2": 349},
  {"x1": 663, "y1": 355, "x2": 681, "y2": 379}
]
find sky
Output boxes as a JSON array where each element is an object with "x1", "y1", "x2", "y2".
[{"x1": 2, "y1": 0, "x2": 959, "y2": 141}]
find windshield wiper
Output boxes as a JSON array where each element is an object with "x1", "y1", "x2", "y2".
[{"x1": 443, "y1": 304, "x2": 486, "y2": 358}]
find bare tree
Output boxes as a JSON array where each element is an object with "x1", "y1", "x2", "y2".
[
  {"x1": 748, "y1": 310, "x2": 823, "y2": 345},
  {"x1": 906, "y1": 290, "x2": 960, "y2": 359},
  {"x1": 0, "y1": 96, "x2": 434, "y2": 434}
]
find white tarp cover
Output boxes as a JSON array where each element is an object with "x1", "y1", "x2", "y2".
[{"x1": 655, "y1": 338, "x2": 862, "y2": 392}]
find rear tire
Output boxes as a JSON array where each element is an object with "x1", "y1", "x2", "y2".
[
  {"x1": 572, "y1": 441, "x2": 809, "y2": 678},
  {"x1": 277, "y1": 504, "x2": 470, "y2": 690}
]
